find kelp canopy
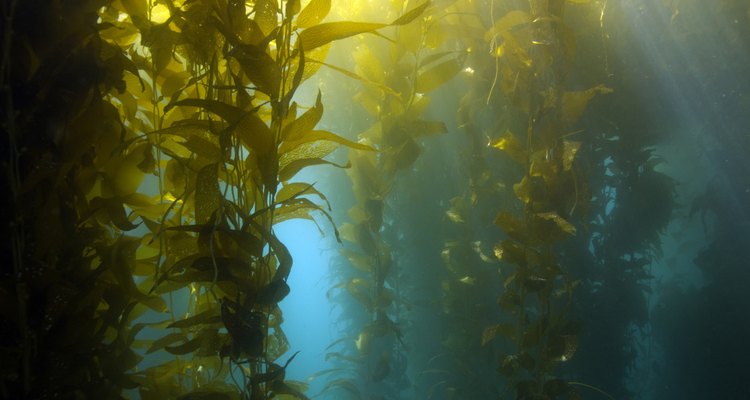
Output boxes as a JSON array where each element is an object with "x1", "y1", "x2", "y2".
[{"x1": 2, "y1": 0, "x2": 749, "y2": 399}]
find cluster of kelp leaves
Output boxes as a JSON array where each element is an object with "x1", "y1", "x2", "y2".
[
  {"x1": 0, "y1": 0, "x2": 436, "y2": 398},
  {"x1": 3, "y1": 0, "x2": 749, "y2": 398},
  {"x1": 316, "y1": 0, "x2": 717, "y2": 399}
]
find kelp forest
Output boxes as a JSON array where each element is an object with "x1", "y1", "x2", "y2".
[{"x1": 2, "y1": 0, "x2": 749, "y2": 399}]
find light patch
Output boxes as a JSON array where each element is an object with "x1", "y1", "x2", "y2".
[{"x1": 150, "y1": 4, "x2": 170, "y2": 24}]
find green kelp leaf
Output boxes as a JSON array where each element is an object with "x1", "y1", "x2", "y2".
[
  {"x1": 296, "y1": 0, "x2": 331, "y2": 28},
  {"x1": 415, "y1": 55, "x2": 464, "y2": 93},
  {"x1": 490, "y1": 130, "x2": 525, "y2": 164},
  {"x1": 195, "y1": 164, "x2": 220, "y2": 224},
  {"x1": 298, "y1": 22, "x2": 387, "y2": 51},
  {"x1": 536, "y1": 212, "x2": 576, "y2": 235},
  {"x1": 482, "y1": 324, "x2": 515, "y2": 346},
  {"x1": 561, "y1": 85, "x2": 613, "y2": 127},
  {"x1": 164, "y1": 98, "x2": 244, "y2": 123},
  {"x1": 230, "y1": 43, "x2": 282, "y2": 98},
  {"x1": 167, "y1": 309, "x2": 222, "y2": 329},
  {"x1": 390, "y1": 1, "x2": 431, "y2": 25}
]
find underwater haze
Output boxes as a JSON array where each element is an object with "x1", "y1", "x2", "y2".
[{"x1": 2, "y1": 0, "x2": 749, "y2": 399}]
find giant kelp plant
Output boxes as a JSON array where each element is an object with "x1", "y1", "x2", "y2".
[{"x1": 2, "y1": 0, "x2": 748, "y2": 399}]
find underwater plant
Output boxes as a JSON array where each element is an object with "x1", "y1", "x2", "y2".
[{"x1": 481, "y1": 0, "x2": 611, "y2": 398}]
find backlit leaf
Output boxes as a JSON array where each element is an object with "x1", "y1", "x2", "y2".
[
  {"x1": 561, "y1": 85, "x2": 613, "y2": 127},
  {"x1": 415, "y1": 56, "x2": 464, "y2": 93},
  {"x1": 296, "y1": 0, "x2": 331, "y2": 28},
  {"x1": 195, "y1": 164, "x2": 220, "y2": 224},
  {"x1": 299, "y1": 22, "x2": 386, "y2": 51},
  {"x1": 536, "y1": 212, "x2": 576, "y2": 235},
  {"x1": 390, "y1": 1, "x2": 431, "y2": 25},
  {"x1": 490, "y1": 130, "x2": 525, "y2": 164}
]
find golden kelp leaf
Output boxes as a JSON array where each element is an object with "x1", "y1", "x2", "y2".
[
  {"x1": 296, "y1": 0, "x2": 331, "y2": 28},
  {"x1": 546, "y1": 334, "x2": 578, "y2": 362},
  {"x1": 237, "y1": 112, "x2": 274, "y2": 155},
  {"x1": 277, "y1": 182, "x2": 330, "y2": 209},
  {"x1": 280, "y1": 139, "x2": 337, "y2": 168},
  {"x1": 106, "y1": 143, "x2": 147, "y2": 197},
  {"x1": 302, "y1": 43, "x2": 331, "y2": 81},
  {"x1": 561, "y1": 85, "x2": 613, "y2": 127},
  {"x1": 338, "y1": 223, "x2": 357, "y2": 244},
  {"x1": 415, "y1": 56, "x2": 464, "y2": 93},
  {"x1": 566, "y1": 0, "x2": 592, "y2": 3},
  {"x1": 281, "y1": 130, "x2": 375, "y2": 155},
  {"x1": 446, "y1": 196, "x2": 466, "y2": 223},
  {"x1": 390, "y1": 1, "x2": 431, "y2": 25},
  {"x1": 230, "y1": 43, "x2": 282, "y2": 99},
  {"x1": 164, "y1": 98, "x2": 244, "y2": 123},
  {"x1": 299, "y1": 22, "x2": 387, "y2": 51},
  {"x1": 482, "y1": 323, "x2": 514, "y2": 346},
  {"x1": 484, "y1": 10, "x2": 532, "y2": 42},
  {"x1": 403, "y1": 119, "x2": 447, "y2": 138},
  {"x1": 146, "y1": 332, "x2": 188, "y2": 354},
  {"x1": 286, "y1": 0, "x2": 301, "y2": 16},
  {"x1": 282, "y1": 92, "x2": 323, "y2": 142},
  {"x1": 313, "y1": 59, "x2": 399, "y2": 97},
  {"x1": 254, "y1": 0, "x2": 279, "y2": 35},
  {"x1": 353, "y1": 44, "x2": 385, "y2": 83},
  {"x1": 384, "y1": 138, "x2": 421, "y2": 172},
  {"x1": 490, "y1": 130, "x2": 525, "y2": 164},
  {"x1": 536, "y1": 212, "x2": 576, "y2": 235},
  {"x1": 340, "y1": 249, "x2": 372, "y2": 273},
  {"x1": 513, "y1": 176, "x2": 532, "y2": 204},
  {"x1": 278, "y1": 157, "x2": 349, "y2": 182},
  {"x1": 167, "y1": 310, "x2": 222, "y2": 329},
  {"x1": 494, "y1": 211, "x2": 527, "y2": 241},
  {"x1": 119, "y1": 0, "x2": 148, "y2": 22},
  {"x1": 494, "y1": 240, "x2": 527, "y2": 266},
  {"x1": 562, "y1": 140, "x2": 581, "y2": 171},
  {"x1": 195, "y1": 163, "x2": 220, "y2": 224},
  {"x1": 346, "y1": 278, "x2": 373, "y2": 310}
]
